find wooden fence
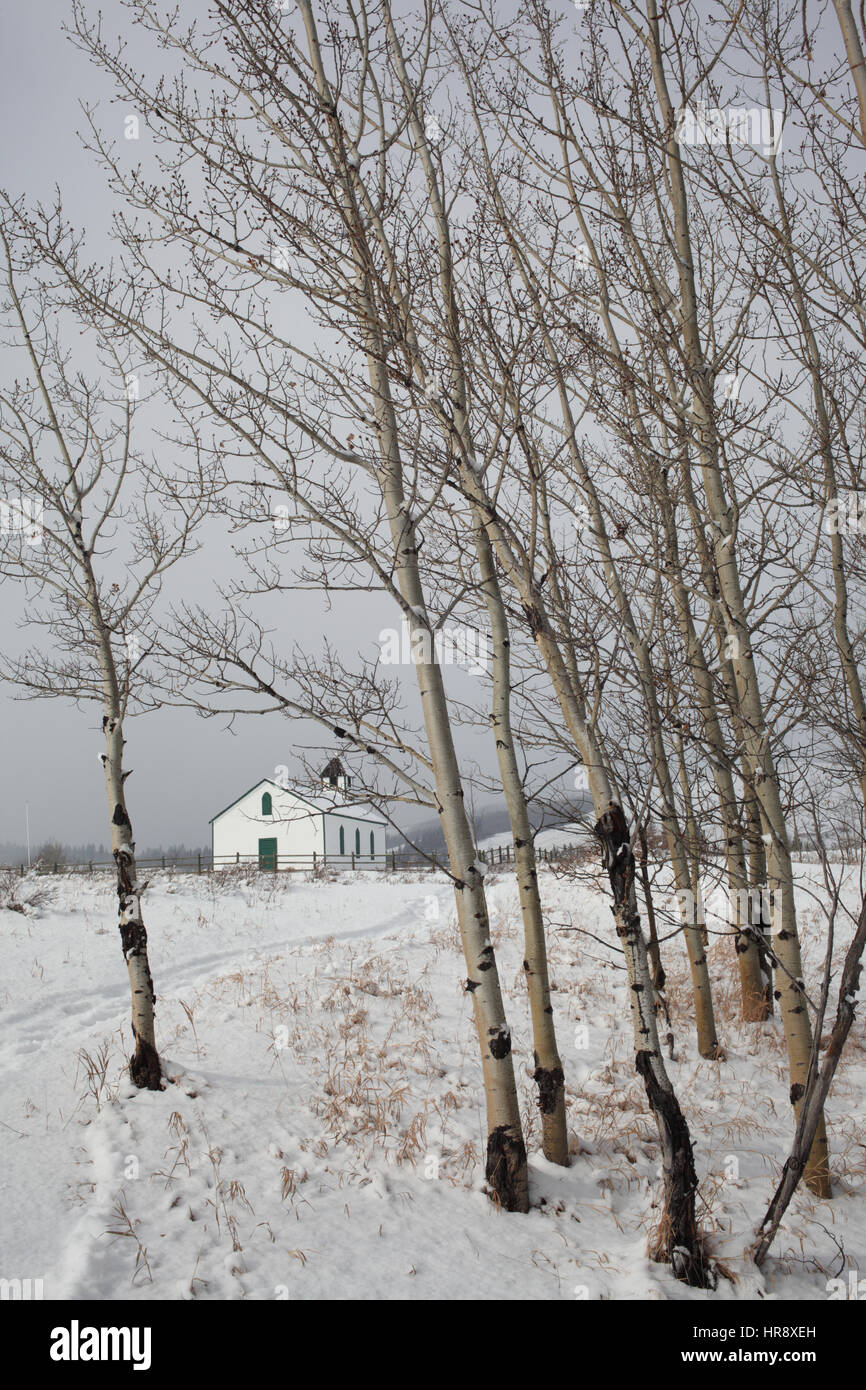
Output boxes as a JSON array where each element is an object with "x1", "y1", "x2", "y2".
[{"x1": 3, "y1": 840, "x2": 585, "y2": 878}]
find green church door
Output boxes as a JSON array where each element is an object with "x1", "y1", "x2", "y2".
[{"x1": 258, "y1": 837, "x2": 278, "y2": 871}]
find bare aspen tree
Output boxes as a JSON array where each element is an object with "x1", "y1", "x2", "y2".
[
  {"x1": 735, "y1": 11, "x2": 866, "y2": 822},
  {"x1": 373, "y1": 0, "x2": 568, "y2": 1160},
  {"x1": 395, "y1": 484, "x2": 570, "y2": 1161},
  {"x1": 425, "y1": 10, "x2": 730, "y2": 1057},
  {"x1": 654, "y1": 463, "x2": 768, "y2": 1017},
  {"x1": 451, "y1": 0, "x2": 832, "y2": 1192},
  {"x1": 56, "y1": 0, "x2": 532, "y2": 1208},
  {"x1": 640, "y1": 0, "x2": 830, "y2": 1191},
  {"x1": 635, "y1": 0, "x2": 866, "y2": 1190},
  {"x1": 374, "y1": 0, "x2": 713, "y2": 1270},
  {"x1": 754, "y1": 881, "x2": 866, "y2": 1266},
  {"x1": 0, "y1": 212, "x2": 201, "y2": 1088},
  {"x1": 422, "y1": 407, "x2": 714, "y2": 1278},
  {"x1": 474, "y1": 520, "x2": 568, "y2": 1163}
]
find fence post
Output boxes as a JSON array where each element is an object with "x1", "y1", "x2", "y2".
[
  {"x1": 313, "y1": 851, "x2": 317, "y2": 872},
  {"x1": 351, "y1": 851, "x2": 355, "y2": 870},
  {"x1": 197, "y1": 853, "x2": 201, "y2": 875},
  {"x1": 391, "y1": 850, "x2": 396, "y2": 872}
]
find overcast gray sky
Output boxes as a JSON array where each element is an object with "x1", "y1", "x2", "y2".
[
  {"x1": 0, "y1": 2, "x2": 456, "y2": 852},
  {"x1": 1, "y1": 1, "x2": 825, "y2": 853},
  {"x1": 0, "y1": 2, "x2": 522, "y2": 853}
]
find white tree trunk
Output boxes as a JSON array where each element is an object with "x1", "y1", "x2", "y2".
[
  {"x1": 102, "y1": 712, "x2": 160, "y2": 1090},
  {"x1": 595, "y1": 804, "x2": 712, "y2": 1286},
  {"x1": 72, "y1": 499, "x2": 161, "y2": 1092},
  {"x1": 658, "y1": 484, "x2": 768, "y2": 1019},
  {"x1": 647, "y1": 4, "x2": 830, "y2": 1195},
  {"x1": 476, "y1": 520, "x2": 568, "y2": 1165}
]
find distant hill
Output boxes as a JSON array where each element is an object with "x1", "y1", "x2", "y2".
[{"x1": 388, "y1": 796, "x2": 591, "y2": 855}]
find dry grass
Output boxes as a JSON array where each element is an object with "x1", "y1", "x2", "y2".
[
  {"x1": 103, "y1": 1195, "x2": 153, "y2": 1285},
  {"x1": 75, "y1": 1038, "x2": 120, "y2": 1113},
  {"x1": 150, "y1": 864, "x2": 863, "y2": 1290},
  {"x1": 0, "y1": 868, "x2": 56, "y2": 915},
  {"x1": 154, "y1": 1111, "x2": 192, "y2": 1188}
]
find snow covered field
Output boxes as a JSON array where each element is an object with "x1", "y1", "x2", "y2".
[{"x1": 1, "y1": 862, "x2": 863, "y2": 1301}]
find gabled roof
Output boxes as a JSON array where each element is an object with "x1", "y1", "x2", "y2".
[
  {"x1": 209, "y1": 777, "x2": 274, "y2": 824},
  {"x1": 210, "y1": 777, "x2": 387, "y2": 825}
]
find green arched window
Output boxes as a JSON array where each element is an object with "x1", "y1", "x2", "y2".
[
  {"x1": 339, "y1": 825, "x2": 345, "y2": 855},
  {"x1": 370, "y1": 831, "x2": 375, "y2": 860},
  {"x1": 355, "y1": 828, "x2": 361, "y2": 855},
  {"x1": 262, "y1": 791, "x2": 272, "y2": 816}
]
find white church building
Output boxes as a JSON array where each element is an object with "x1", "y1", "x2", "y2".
[{"x1": 209, "y1": 758, "x2": 388, "y2": 869}]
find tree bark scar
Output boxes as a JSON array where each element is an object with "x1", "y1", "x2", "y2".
[
  {"x1": 594, "y1": 803, "x2": 630, "y2": 873},
  {"x1": 119, "y1": 919, "x2": 147, "y2": 957},
  {"x1": 634, "y1": 1049, "x2": 711, "y2": 1287},
  {"x1": 596, "y1": 809, "x2": 712, "y2": 1285},
  {"x1": 464, "y1": 978, "x2": 480, "y2": 992},
  {"x1": 520, "y1": 600, "x2": 544, "y2": 638},
  {"x1": 112, "y1": 803, "x2": 131, "y2": 827},
  {"x1": 477, "y1": 944, "x2": 494, "y2": 971},
  {"x1": 533, "y1": 1061, "x2": 565, "y2": 1114},
  {"x1": 129, "y1": 1036, "x2": 162, "y2": 1091},
  {"x1": 790, "y1": 1082, "x2": 805, "y2": 1105},
  {"x1": 485, "y1": 1125, "x2": 529, "y2": 1212},
  {"x1": 488, "y1": 1025, "x2": 511, "y2": 1059}
]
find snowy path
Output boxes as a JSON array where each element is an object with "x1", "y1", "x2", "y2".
[{"x1": 0, "y1": 876, "x2": 455, "y2": 1297}]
